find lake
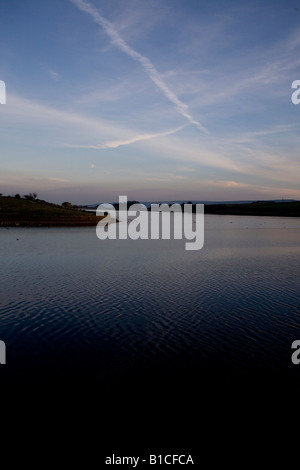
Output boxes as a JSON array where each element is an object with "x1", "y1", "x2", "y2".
[{"x1": 1, "y1": 214, "x2": 300, "y2": 447}]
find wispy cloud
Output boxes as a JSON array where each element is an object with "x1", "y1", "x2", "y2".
[
  {"x1": 69, "y1": 0, "x2": 208, "y2": 133},
  {"x1": 76, "y1": 82, "x2": 131, "y2": 105},
  {"x1": 167, "y1": 174, "x2": 189, "y2": 180},
  {"x1": 285, "y1": 27, "x2": 300, "y2": 51},
  {"x1": 177, "y1": 166, "x2": 195, "y2": 173},
  {"x1": 218, "y1": 124, "x2": 298, "y2": 145},
  {"x1": 202, "y1": 179, "x2": 300, "y2": 199},
  {"x1": 48, "y1": 69, "x2": 60, "y2": 82},
  {"x1": 144, "y1": 177, "x2": 169, "y2": 183},
  {"x1": 48, "y1": 177, "x2": 70, "y2": 183},
  {"x1": 3, "y1": 94, "x2": 187, "y2": 151},
  {"x1": 145, "y1": 174, "x2": 189, "y2": 182},
  {"x1": 170, "y1": 26, "x2": 300, "y2": 113},
  {"x1": 103, "y1": 125, "x2": 186, "y2": 149},
  {"x1": 3, "y1": 94, "x2": 140, "y2": 147},
  {"x1": 68, "y1": 125, "x2": 186, "y2": 149},
  {"x1": 4, "y1": 94, "x2": 299, "y2": 189}
]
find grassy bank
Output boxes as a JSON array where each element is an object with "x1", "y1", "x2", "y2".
[{"x1": 0, "y1": 196, "x2": 105, "y2": 227}]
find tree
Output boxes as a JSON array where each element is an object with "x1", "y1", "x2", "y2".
[
  {"x1": 24, "y1": 192, "x2": 38, "y2": 201},
  {"x1": 62, "y1": 202, "x2": 73, "y2": 208}
]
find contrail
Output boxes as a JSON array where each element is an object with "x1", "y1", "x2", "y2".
[
  {"x1": 102, "y1": 125, "x2": 187, "y2": 149},
  {"x1": 70, "y1": 0, "x2": 208, "y2": 133},
  {"x1": 66, "y1": 125, "x2": 186, "y2": 149}
]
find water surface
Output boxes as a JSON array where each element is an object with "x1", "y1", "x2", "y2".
[{"x1": 1, "y1": 215, "x2": 300, "y2": 396}]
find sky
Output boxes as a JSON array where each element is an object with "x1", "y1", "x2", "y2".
[{"x1": 1, "y1": 0, "x2": 300, "y2": 205}]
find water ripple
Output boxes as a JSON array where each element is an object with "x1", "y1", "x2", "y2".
[{"x1": 0, "y1": 222, "x2": 300, "y2": 383}]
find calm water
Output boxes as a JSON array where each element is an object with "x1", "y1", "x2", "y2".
[{"x1": 1, "y1": 214, "x2": 300, "y2": 397}]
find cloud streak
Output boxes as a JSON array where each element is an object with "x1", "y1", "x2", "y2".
[
  {"x1": 70, "y1": 0, "x2": 208, "y2": 133},
  {"x1": 68, "y1": 125, "x2": 186, "y2": 149},
  {"x1": 48, "y1": 69, "x2": 60, "y2": 82}
]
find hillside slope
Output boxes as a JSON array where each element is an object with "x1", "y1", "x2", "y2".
[{"x1": 0, "y1": 196, "x2": 105, "y2": 226}]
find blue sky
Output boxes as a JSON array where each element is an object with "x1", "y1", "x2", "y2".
[{"x1": 1, "y1": 0, "x2": 300, "y2": 204}]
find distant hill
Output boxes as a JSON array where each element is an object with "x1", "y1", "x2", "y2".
[
  {"x1": 80, "y1": 199, "x2": 300, "y2": 217},
  {"x1": 202, "y1": 200, "x2": 300, "y2": 216},
  {"x1": 82, "y1": 198, "x2": 298, "y2": 208},
  {"x1": 0, "y1": 195, "x2": 105, "y2": 226}
]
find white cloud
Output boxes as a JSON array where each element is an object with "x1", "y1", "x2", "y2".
[
  {"x1": 2, "y1": 93, "x2": 150, "y2": 147},
  {"x1": 48, "y1": 177, "x2": 70, "y2": 183},
  {"x1": 68, "y1": 125, "x2": 186, "y2": 149},
  {"x1": 69, "y1": 0, "x2": 208, "y2": 133},
  {"x1": 2, "y1": 94, "x2": 188, "y2": 152}
]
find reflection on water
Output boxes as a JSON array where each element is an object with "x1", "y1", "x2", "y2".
[{"x1": 1, "y1": 215, "x2": 300, "y2": 393}]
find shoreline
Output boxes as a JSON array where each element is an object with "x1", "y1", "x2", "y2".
[
  {"x1": 0, "y1": 220, "x2": 104, "y2": 227},
  {"x1": 1, "y1": 196, "x2": 299, "y2": 227}
]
